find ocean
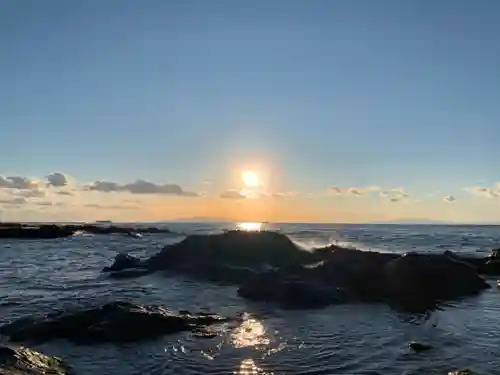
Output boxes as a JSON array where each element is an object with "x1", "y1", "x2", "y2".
[{"x1": 1, "y1": 222, "x2": 500, "y2": 375}]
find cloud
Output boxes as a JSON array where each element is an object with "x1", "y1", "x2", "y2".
[
  {"x1": 0, "y1": 176, "x2": 38, "y2": 190},
  {"x1": 444, "y1": 195, "x2": 456, "y2": 203},
  {"x1": 0, "y1": 197, "x2": 26, "y2": 205},
  {"x1": 348, "y1": 186, "x2": 380, "y2": 196},
  {"x1": 272, "y1": 191, "x2": 299, "y2": 198},
  {"x1": 329, "y1": 186, "x2": 342, "y2": 194},
  {"x1": 380, "y1": 187, "x2": 409, "y2": 202},
  {"x1": 87, "y1": 180, "x2": 198, "y2": 197},
  {"x1": 85, "y1": 203, "x2": 140, "y2": 210},
  {"x1": 465, "y1": 186, "x2": 500, "y2": 198},
  {"x1": 37, "y1": 201, "x2": 54, "y2": 206},
  {"x1": 16, "y1": 189, "x2": 46, "y2": 198},
  {"x1": 329, "y1": 185, "x2": 379, "y2": 196},
  {"x1": 46, "y1": 173, "x2": 69, "y2": 187},
  {"x1": 220, "y1": 190, "x2": 246, "y2": 199},
  {"x1": 56, "y1": 191, "x2": 73, "y2": 196}
]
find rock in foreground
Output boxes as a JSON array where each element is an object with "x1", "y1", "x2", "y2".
[
  {"x1": 0, "y1": 301, "x2": 229, "y2": 345},
  {"x1": 0, "y1": 345, "x2": 73, "y2": 375}
]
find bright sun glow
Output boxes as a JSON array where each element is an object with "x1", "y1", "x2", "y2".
[
  {"x1": 237, "y1": 222, "x2": 263, "y2": 231},
  {"x1": 241, "y1": 170, "x2": 260, "y2": 187}
]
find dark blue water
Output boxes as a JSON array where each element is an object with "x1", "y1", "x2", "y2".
[{"x1": 1, "y1": 222, "x2": 500, "y2": 375}]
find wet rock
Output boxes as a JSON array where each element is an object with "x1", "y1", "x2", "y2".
[
  {"x1": 107, "y1": 268, "x2": 151, "y2": 279},
  {"x1": 238, "y1": 270, "x2": 347, "y2": 309},
  {"x1": 408, "y1": 341, "x2": 433, "y2": 352},
  {"x1": 479, "y1": 259, "x2": 500, "y2": 275},
  {"x1": 146, "y1": 230, "x2": 313, "y2": 272},
  {"x1": 0, "y1": 345, "x2": 73, "y2": 374},
  {"x1": 191, "y1": 326, "x2": 220, "y2": 339},
  {"x1": 102, "y1": 253, "x2": 143, "y2": 272},
  {"x1": 0, "y1": 301, "x2": 229, "y2": 345},
  {"x1": 102, "y1": 231, "x2": 315, "y2": 283},
  {"x1": 384, "y1": 252, "x2": 489, "y2": 311}
]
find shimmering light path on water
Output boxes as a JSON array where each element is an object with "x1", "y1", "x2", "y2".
[{"x1": 1, "y1": 223, "x2": 500, "y2": 374}]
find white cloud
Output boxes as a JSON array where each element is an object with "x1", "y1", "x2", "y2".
[
  {"x1": 465, "y1": 186, "x2": 500, "y2": 198},
  {"x1": 87, "y1": 180, "x2": 198, "y2": 197},
  {"x1": 444, "y1": 195, "x2": 456, "y2": 203},
  {"x1": 46, "y1": 173, "x2": 69, "y2": 187},
  {"x1": 379, "y1": 187, "x2": 410, "y2": 202}
]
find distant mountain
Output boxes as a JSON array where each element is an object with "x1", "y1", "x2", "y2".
[{"x1": 370, "y1": 219, "x2": 451, "y2": 225}]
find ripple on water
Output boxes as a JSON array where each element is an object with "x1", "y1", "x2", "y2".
[{"x1": 1, "y1": 225, "x2": 500, "y2": 374}]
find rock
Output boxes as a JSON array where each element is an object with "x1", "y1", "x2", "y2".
[
  {"x1": 0, "y1": 345, "x2": 73, "y2": 374},
  {"x1": 146, "y1": 230, "x2": 313, "y2": 272},
  {"x1": 102, "y1": 231, "x2": 315, "y2": 283},
  {"x1": 78, "y1": 224, "x2": 170, "y2": 236},
  {"x1": 384, "y1": 252, "x2": 489, "y2": 312},
  {"x1": 238, "y1": 269, "x2": 347, "y2": 309},
  {"x1": 107, "y1": 268, "x2": 151, "y2": 279},
  {"x1": 102, "y1": 253, "x2": 143, "y2": 272},
  {"x1": 0, "y1": 225, "x2": 75, "y2": 240},
  {"x1": 479, "y1": 259, "x2": 500, "y2": 275},
  {"x1": 408, "y1": 341, "x2": 433, "y2": 352},
  {"x1": 0, "y1": 301, "x2": 229, "y2": 345},
  {"x1": 448, "y1": 370, "x2": 477, "y2": 375}
]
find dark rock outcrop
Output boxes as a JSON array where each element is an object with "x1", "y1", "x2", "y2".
[
  {"x1": 146, "y1": 230, "x2": 312, "y2": 270},
  {"x1": 102, "y1": 231, "x2": 494, "y2": 312},
  {"x1": 238, "y1": 246, "x2": 489, "y2": 312},
  {"x1": 0, "y1": 301, "x2": 229, "y2": 345},
  {"x1": 0, "y1": 345, "x2": 73, "y2": 374},
  {"x1": 0, "y1": 225, "x2": 75, "y2": 239},
  {"x1": 102, "y1": 253, "x2": 143, "y2": 272},
  {"x1": 75, "y1": 224, "x2": 169, "y2": 236},
  {"x1": 384, "y1": 252, "x2": 489, "y2": 311},
  {"x1": 104, "y1": 230, "x2": 315, "y2": 283}
]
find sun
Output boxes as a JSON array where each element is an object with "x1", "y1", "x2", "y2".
[{"x1": 241, "y1": 170, "x2": 260, "y2": 187}]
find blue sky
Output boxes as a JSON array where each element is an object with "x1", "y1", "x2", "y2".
[{"x1": 0, "y1": 0, "x2": 499, "y2": 222}]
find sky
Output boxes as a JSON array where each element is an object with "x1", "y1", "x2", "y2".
[{"x1": 0, "y1": 0, "x2": 499, "y2": 223}]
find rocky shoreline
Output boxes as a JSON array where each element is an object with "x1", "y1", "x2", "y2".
[
  {"x1": 1, "y1": 229, "x2": 494, "y2": 374},
  {"x1": 104, "y1": 230, "x2": 500, "y2": 312},
  {"x1": 0, "y1": 223, "x2": 170, "y2": 239}
]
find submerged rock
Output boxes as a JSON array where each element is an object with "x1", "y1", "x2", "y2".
[
  {"x1": 408, "y1": 341, "x2": 433, "y2": 352},
  {"x1": 0, "y1": 301, "x2": 229, "y2": 345},
  {"x1": 0, "y1": 345, "x2": 73, "y2": 374}
]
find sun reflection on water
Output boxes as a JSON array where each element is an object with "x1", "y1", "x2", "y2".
[
  {"x1": 234, "y1": 358, "x2": 273, "y2": 375},
  {"x1": 231, "y1": 315, "x2": 270, "y2": 348},
  {"x1": 237, "y1": 222, "x2": 263, "y2": 232}
]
